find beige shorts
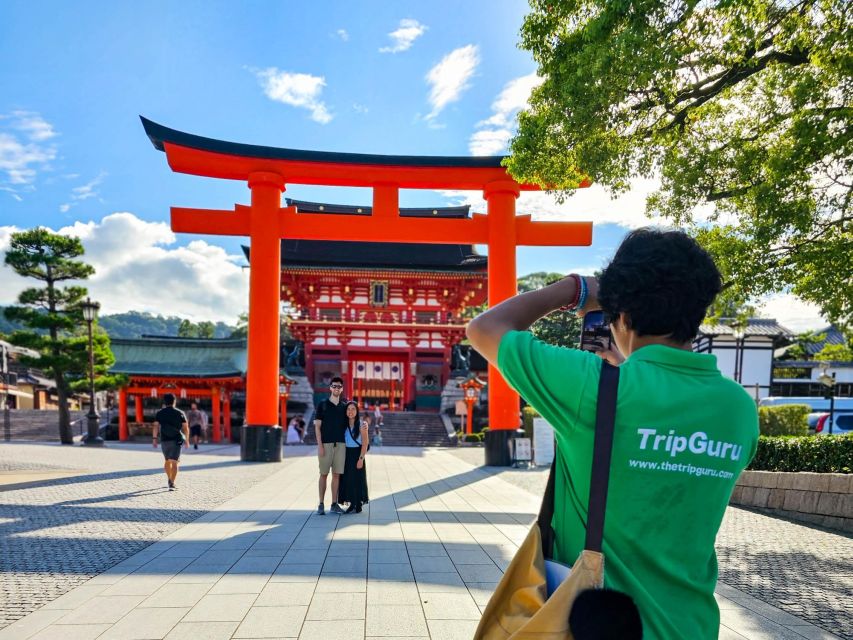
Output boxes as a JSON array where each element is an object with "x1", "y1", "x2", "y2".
[{"x1": 318, "y1": 442, "x2": 346, "y2": 475}]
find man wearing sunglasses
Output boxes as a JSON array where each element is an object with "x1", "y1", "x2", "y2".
[{"x1": 314, "y1": 376, "x2": 348, "y2": 515}]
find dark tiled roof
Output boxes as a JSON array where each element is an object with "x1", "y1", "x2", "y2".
[
  {"x1": 110, "y1": 337, "x2": 247, "y2": 378},
  {"x1": 243, "y1": 200, "x2": 488, "y2": 271},
  {"x1": 802, "y1": 325, "x2": 847, "y2": 356},
  {"x1": 699, "y1": 318, "x2": 795, "y2": 338}
]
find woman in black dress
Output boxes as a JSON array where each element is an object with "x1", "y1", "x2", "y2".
[{"x1": 338, "y1": 401, "x2": 369, "y2": 513}]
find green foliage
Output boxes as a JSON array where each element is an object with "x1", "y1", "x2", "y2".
[
  {"x1": 464, "y1": 432, "x2": 484, "y2": 443},
  {"x1": 758, "y1": 404, "x2": 810, "y2": 436},
  {"x1": 518, "y1": 272, "x2": 582, "y2": 349},
  {"x1": 509, "y1": 0, "x2": 853, "y2": 328},
  {"x1": 522, "y1": 406, "x2": 539, "y2": 440},
  {"x1": 98, "y1": 311, "x2": 235, "y2": 339},
  {"x1": 781, "y1": 331, "x2": 827, "y2": 361},
  {"x1": 3, "y1": 228, "x2": 110, "y2": 443},
  {"x1": 814, "y1": 343, "x2": 853, "y2": 362},
  {"x1": 748, "y1": 434, "x2": 853, "y2": 473}
]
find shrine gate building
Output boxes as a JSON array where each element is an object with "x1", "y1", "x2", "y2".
[{"x1": 253, "y1": 199, "x2": 488, "y2": 411}]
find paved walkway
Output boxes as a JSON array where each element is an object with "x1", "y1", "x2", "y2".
[{"x1": 0, "y1": 444, "x2": 846, "y2": 639}]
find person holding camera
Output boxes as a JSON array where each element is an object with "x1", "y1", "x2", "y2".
[{"x1": 467, "y1": 228, "x2": 759, "y2": 640}]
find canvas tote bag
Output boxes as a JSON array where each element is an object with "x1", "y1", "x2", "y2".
[{"x1": 474, "y1": 362, "x2": 620, "y2": 640}]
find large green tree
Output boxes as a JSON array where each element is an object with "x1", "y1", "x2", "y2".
[
  {"x1": 508, "y1": 0, "x2": 852, "y2": 328},
  {"x1": 4, "y1": 229, "x2": 116, "y2": 444}
]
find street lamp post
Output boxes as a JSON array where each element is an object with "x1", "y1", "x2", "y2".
[
  {"x1": 818, "y1": 363, "x2": 837, "y2": 435},
  {"x1": 732, "y1": 325, "x2": 746, "y2": 384},
  {"x1": 81, "y1": 298, "x2": 104, "y2": 447}
]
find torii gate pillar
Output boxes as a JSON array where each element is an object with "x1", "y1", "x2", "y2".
[
  {"x1": 243, "y1": 172, "x2": 285, "y2": 462},
  {"x1": 484, "y1": 181, "x2": 521, "y2": 465}
]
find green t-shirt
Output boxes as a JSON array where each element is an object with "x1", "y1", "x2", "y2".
[{"x1": 498, "y1": 331, "x2": 759, "y2": 640}]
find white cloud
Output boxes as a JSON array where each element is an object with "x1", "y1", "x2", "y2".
[
  {"x1": 254, "y1": 68, "x2": 333, "y2": 124},
  {"x1": 468, "y1": 129, "x2": 513, "y2": 156},
  {"x1": 0, "y1": 109, "x2": 59, "y2": 187},
  {"x1": 379, "y1": 18, "x2": 426, "y2": 53},
  {"x1": 59, "y1": 172, "x2": 106, "y2": 213},
  {"x1": 336, "y1": 29, "x2": 349, "y2": 41},
  {"x1": 353, "y1": 103, "x2": 369, "y2": 114},
  {"x1": 0, "y1": 213, "x2": 249, "y2": 323},
  {"x1": 425, "y1": 45, "x2": 479, "y2": 121},
  {"x1": 757, "y1": 293, "x2": 828, "y2": 333},
  {"x1": 10, "y1": 110, "x2": 57, "y2": 141},
  {"x1": 441, "y1": 177, "x2": 663, "y2": 229},
  {"x1": 470, "y1": 73, "x2": 544, "y2": 155}
]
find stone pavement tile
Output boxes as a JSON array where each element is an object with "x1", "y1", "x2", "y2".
[
  {"x1": 367, "y1": 548, "x2": 409, "y2": 564},
  {"x1": 415, "y1": 573, "x2": 466, "y2": 594},
  {"x1": 307, "y1": 592, "x2": 366, "y2": 620},
  {"x1": 231, "y1": 555, "x2": 283, "y2": 574},
  {"x1": 406, "y1": 542, "x2": 450, "y2": 557},
  {"x1": 466, "y1": 582, "x2": 498, "y2": 607},
  {"x1": 410, "y1": 555, "x2": 456, "y2": 574},
  {"x1": 243, "y1": 547, "x2": 288, "y2": 558},
  {"x1": 0, "y1": 610, "x2": 67, "y2": 640},
  {"x1": 715, "y1": 593, "x2": 742, "y2": 610},
  {"x1": 208, "y1": 573, "x2": 271, "y2": 594},
  {"x1": 282, "y1": 549, "x2": 327, "y2": 565},
  {"x1": 367, "y1": 563, "x2": 413, "y2": 582},
  {"x1": 730, "y1": 593, "x2": 821, "y2": 627},
  {"x1": 454, "y1": 563, "x2": 503, "y2": 583},
  {"x1": 98, "y1": 606, "x2": 189, "y2": 640},
  {"x1": 233, "y1": 605, "x2": 308, "y2": 638},
  {"x1": 784, "y1": 625, "x2": 843, "y2": 640},
  {"x1": 367, "y1": 580, "x2": 421, "y2": 605},
  {"x1": 183, "y1": 593, "x2": 257, "y2": 622},
  {"x1": 323, "y1": 554, "x2": 367, "y2": 573},
  {"x1": 195, "y1": 549, "x2": 245, "y2": 565},
  {"x1": 28, "y1": 624, "x2": 110, "y2": 640},
  {"x1": 315, "y1": 573, "x2": 367, "y2": 593},
  {"x1": 169, "y1": 569, "x2": 228, "y2": 585},
  {"x1": 113, "y1": 551, "x2": 163, "y2": 568},
  {"x1": 57, "y1": 595, "x2": 147, "y2": 625},
  {"x1": 328, "y1": 542, "x2": 369, "y2": 557},
  {"x1": 255, "y1": 582, "x2": 315, "y2": 607},
  {"x1": 41, "y1": 584, "x2": 109, "y2": 610},
  {"x1": 427, "y1": 619, "x2": 480, "y2": 640},
  {"x1": 444, "y1": 546, "x2": 495, "y2": 565},
  {"x1": 365, "y1": 605, "x2": 428, "y2": 637},
  {"x1": 270, "y1": 564, "x2": 322, "y2": 583},
  {"x1": 166, "y1": 542, "x2": 214, "y2": 557},
  {"x1": 420, "y1": 591, "x2": 481, "y2": 620},
  {"x1": 299, "y1": 620, "x2": 364, "y2": 639},
  {"x1": 99, "y1": 575, "x2": 173, "y2": 596},
  {"x1": 718, "y1": 629, "x2": 749, "y2": 640},
  {"x1": 141, "y1": 582, "x2": 212, "y2": 608},
  {"x1": 720, "y1": 606, "x2": 829, "y2": 640}
]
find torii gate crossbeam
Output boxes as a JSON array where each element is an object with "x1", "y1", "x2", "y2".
[{"x1": 141, "y1": 117, "x2": 592, "y2": 464}]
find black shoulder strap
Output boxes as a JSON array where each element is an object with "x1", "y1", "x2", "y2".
[
  {"x1": 536, "y1": 361, "x2": 620, "y2": 559},
  {"x1": 585, "y1": 361, "x2": 620, "y2": 552}
]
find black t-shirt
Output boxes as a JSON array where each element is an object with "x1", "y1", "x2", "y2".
[
  {"x1": 155, "y1": 406, "x2": 187, "y2": 442},
  {"x1": 315, "y1": 398, "x2": 348, "y2": 443}
]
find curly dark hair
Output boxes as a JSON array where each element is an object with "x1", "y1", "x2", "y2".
[{"x1": 597, "y1": 228, "x2": 722, "y2": 343}]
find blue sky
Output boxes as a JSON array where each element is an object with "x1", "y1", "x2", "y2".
[{"x1": 0, "y1": 1, "x2": 825, "y2": 330}]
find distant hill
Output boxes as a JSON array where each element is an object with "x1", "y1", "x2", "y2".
[{"x1": 0, "y1": 307, "x2": 236, "y2": 339}]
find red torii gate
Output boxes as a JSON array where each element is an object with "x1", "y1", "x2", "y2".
[{"x1": 141, "y1": 117, "x2": 592, "y2": 463}]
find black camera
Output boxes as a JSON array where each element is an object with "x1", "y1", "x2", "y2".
[{"x1": 579, "y1": 310, "x2": 612, "y2": 352}]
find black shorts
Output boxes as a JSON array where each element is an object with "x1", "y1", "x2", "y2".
[
  {"x1": 190, "y1": 425, "x2": 202, "y2": 437},
  {"x1": 161, "y1": 440, "x2": 182, "y2": 461}
]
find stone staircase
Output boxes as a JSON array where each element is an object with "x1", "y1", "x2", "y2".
[
  {"x1": 303, "y1": 411, "x2": 452, "y2": 447},
  {"x1": 0, "y1": 410, "x2": 87, "y2": 441}
]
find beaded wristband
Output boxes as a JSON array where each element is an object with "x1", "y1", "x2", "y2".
[
  {"x1": 576, "y1": 276, "x2": 588, "y2": 312},
  {"x1": 558, "y1": 274, "x2": 583, "y2": 312}
]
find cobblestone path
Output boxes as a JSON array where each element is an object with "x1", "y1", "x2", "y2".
[
  {"x1": 0, "y1": 442, "x2": 282, "y2": 629},
  {"x1": 446, "y1": 447, "x2": 853, "y2": 640}
]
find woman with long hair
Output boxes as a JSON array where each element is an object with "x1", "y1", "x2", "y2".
[{"x1": 338, "y1": 401, "x2": 369, "y2": 513}]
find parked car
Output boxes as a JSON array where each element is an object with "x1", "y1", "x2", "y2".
[{"x1": 811, "y1": 412, "x2": 853, "y2": 436}]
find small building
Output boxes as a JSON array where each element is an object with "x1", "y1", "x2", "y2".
[
  {"x1": 110, "y1": 336, "x2": 246, "y2": 441},
  {"x1": 771, "y1": 325, "x2": 853, "y2": 397},
  {"x1": 694, "y1": 319, "x2": 794, "y2": 401},
  {"x1": 248, "y1": 199, "x2": 488, "y2": 412}
]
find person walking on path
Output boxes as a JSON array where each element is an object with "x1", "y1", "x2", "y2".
[
  {"x1": 186, "y1": 402, "x2": 205, "y2": 450},
  {"x1": 467, "y1": 228, "x2": 759, "y2": 639},
  {"x1": 152, "y1": 393, "x2": 189, "y2": 491},
  {"x1": 314, "y1": 377, "x2": 347, "y2": 515},
  {"x1": 338, "y1": 402, "x2": 369, "y2": 514}
]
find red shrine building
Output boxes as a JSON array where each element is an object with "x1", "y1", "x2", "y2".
[{"x1": 260, "y1": 199, "x2": 488, "y2": 412}]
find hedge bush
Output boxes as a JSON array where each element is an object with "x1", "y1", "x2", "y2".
[
  {"x1": 758, "y1": 404, "x2": 809, "y2": 436},
  {"x1": 522, "y1": 406, "x2": 538, "y2": 440},
  {"x1": 464, "y1": 433, "x2": 484, "y2": 443},
  {"x1": 748, "y1": 434, "x2": 853, "y2": 473}
]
